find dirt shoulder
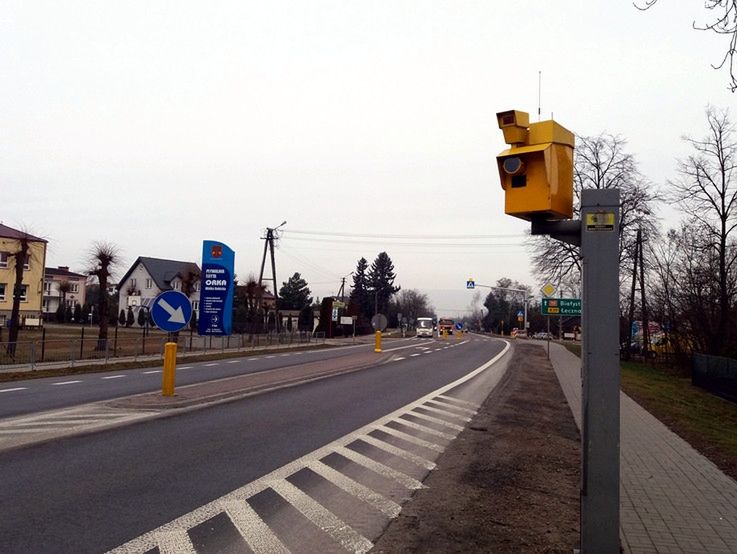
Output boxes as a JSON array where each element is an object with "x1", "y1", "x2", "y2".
[{"x1": 373, "y1": 342, "x2": 580, "y2": 553}]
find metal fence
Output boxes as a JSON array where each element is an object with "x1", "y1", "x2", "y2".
[
  {"x1": 692, "y1": 353, "x2": 737, "y2": 403},
  {"x1": 0, "y1": 330, "x2": 326, "y2": 371}
]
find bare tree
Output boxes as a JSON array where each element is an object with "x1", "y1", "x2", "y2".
[
  {"x1": 86, "y1": 242, "x2": 121, "y2": 350},
  {"x1": 636, "y1": 0, "x2": 737, "y2": 91},
  {"x1": 670, "y1": 106, "x2": 737, "y2": 354},
  {"x1": 530, "y1": 133, "x2": 659, "y2": 291}
]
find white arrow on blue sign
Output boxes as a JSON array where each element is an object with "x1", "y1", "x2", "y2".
[
  {"x1": 466, "y1": 280, "x2": 475, "y2": 289},
  {"x1": 151, "y1": 290, "x2": 192, "y2": 333}
]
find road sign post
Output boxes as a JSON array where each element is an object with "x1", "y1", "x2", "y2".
[{"x1": 150, "y1": 290, "x2": 193, "y2": 397}]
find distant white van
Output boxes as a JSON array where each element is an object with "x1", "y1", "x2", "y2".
[{"x1": 416, "y1": 317, "x2": 434, "y2": 338}]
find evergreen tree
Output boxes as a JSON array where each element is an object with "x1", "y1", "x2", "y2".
[
  {"x1": 368, "y1": 252, "x2": 401, "y2": 316},
  {"x1": 137, "y1": 308, "x2": 147, "y2": 327},
  {"x1": 73, "y1": 303, "x2": 82, "y2": 323},
  {"x1": 65, "y1": 305, "x2": 73, "y2": 323},
  {"x1": 350, "y1": 257, "x2": 372, "y2": 319},
  {"x1": 81, "y1": 303, "x2": 91, "y2": 325},
  {"x1": 56, "y1": 303, "x2": 66, "y2": 323},
  {"x1": 118, "y1": 310, "x2": 126, "y2": 327},
  {"x1": 277, "y1": 272, "x2": 313, "y2": 310},
  {"x1": 126, "y1": 307, "x2": 135, "y2": 327}
]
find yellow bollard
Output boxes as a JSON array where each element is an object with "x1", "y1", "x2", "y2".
[
  {"x1": 374, "y1": 330, "x2": 382, "y2": 353},
  {"x1": 162, "y1": 342, "x2": 177, "y2": 396},
  {"x1": 455, "y1": 330, "x2": 461, "y2": 341},
  {"x1": 442, "y1": 329, "x2": 447, "y2": 340}
]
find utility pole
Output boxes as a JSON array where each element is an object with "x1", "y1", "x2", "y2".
[
  {"x1": 639, "y1": 228, "x2": 650, "y2": 359},
  {"x1": 626, "y1": 229, "x2": 641, "y2": 361},
  {"x1": 258, "y1": 221, "x2": 286, "y2": 332},
  {"x1": 337, "y1": 272, "x2": 353, "y2": 302}
]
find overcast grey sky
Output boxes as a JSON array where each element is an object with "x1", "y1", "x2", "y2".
[{"x1": 2, "y1": 1, "x2": 734, "y2": 316}]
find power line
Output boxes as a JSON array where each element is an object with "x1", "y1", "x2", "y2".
[
  {"x1": 282, "y1": 229, "x2": 526, "y2": 240},
  {"x1": 281, "y1": 236, "x2": 525, "y2": 248}
]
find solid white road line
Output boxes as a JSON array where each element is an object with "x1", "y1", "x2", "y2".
[
  {"x1": 102, "y1": 375, "x2": 125, "y2": 380},
  {"x1": 51, "y1": 380, "x2": 82, "y2": 386},
  {"x1": 0, "y1": 387, "x2": 27, "y2": 393}
]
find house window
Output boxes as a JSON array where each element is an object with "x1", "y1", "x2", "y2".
[
  {"x1": 145, "y1": 278, "x2": 153, "y2": 289},
  {"x1": 43, "y1": 299, "x2": 49, "y2": 310},
  {"x1": 19, "y1": 284, "x2": 28, "y2": 302},
  {"x1": 0, "y1": 283, "x2": 5, "y2": 301},
  {"x1": 0, "y1": 252, "x2": 7, "y2": 268},
  {"x1": 44, "y1": 282, "x2": 52, "y2": 293},
  {"x1": 70, "y1": 283, "x2": 79, "y2": 293},
  {"x1": 130, "y1": 278, "x2": 136, "y2": 288},
  {"x1": 191, "y1": 300, "x2": 199, "y2": 312}
]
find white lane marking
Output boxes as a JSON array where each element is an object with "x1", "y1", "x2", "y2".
[
  {"x1": 179, "y1": 366, "x2": 193, "y2": 370},
  {"x1": 205, "y1": 363, "x2": 218, "y2": 367},
  {"x1": 154, "y1": 530, "x2": 196, "y2": 554},
  {"x1": 426, "y1": 399, "x2": 476, "y2": 416},
  {"x1": 382, "y1": 340, "x2": 435, "y2": 352},
  {"x1": 221, "y1": 500, "x2": 289, "y2": 554},
  {"x1": 434, "y1": 349, "x2": 443, "y2": 352},
  {"x1": 410, "y1": 353, "x2": 421, "y2": 357},
  {"x1": 422, "y1": 351, "x2": 432, "y2": 355},
  {"x1": 334, "y1": 446, "x2": 424, "y2": 490},
  {"x1": 51, "y1": 380, "x2": 82, "y2": 386},
  {"x1": 437, "y1": 394, "x2": 480, "y2": 409},
  {"x1": 0, "y1": 429, "x2": 49, "y2": 434},
  {"x1": 357, "y1": 434, "x2": 436, "y2": 470},
  {"x1": 102, "y1": 375, "x2": 125, "y2": 380},
  {"x1": 107, "y1": 341, "x2": 511, "y2": 554},
  {"x1": 408, "y1": 411, "x2": 465, "y2": 431},
  {"x1": 371, "y1": 425, "x2": 445, "y2": 453},
  {"x1": 394, "y1": 356, "x2": 406, "y2": 361},
  {"x1": 265, "y1": 355, "x2": 276, "y2": 359},
  {"x1": 280, "y1": 353, "x2": 291, "y2": 357},
  {"x1": 226, "y1": 360, "x2": 240, "y2": 364},
  {"x1": 0, "y1": 387, "x2": 28, "y2": 393},
  {"x1": 392, "y1": 418, "x2": 456, "y2": 440},
  {"x1": 417, "y1": 404, "x2": 472, "y2": 422},
  {"x1": 142, "y1": 370, "x2": 162, "y2": 374},
  {"x1": 270, "y1": 479, "x2": 374, "y2": 553},
  {"x1": 307, "y1": 460, "x2": 402, "y2": 518}
]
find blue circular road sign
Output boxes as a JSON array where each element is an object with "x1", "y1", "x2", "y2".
[
  {"x1": 151, "y1": 290, "x2": 193, "y2": 333},
  {"x1": 455, "y1": 322, "x2": 463, "y2": 330}
]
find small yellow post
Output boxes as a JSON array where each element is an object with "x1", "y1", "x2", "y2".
[
  {"x1": 162, "y1": 342, "x2": 177, "y2": 396},
  {"x1": 374, "y1": 330, "x2": 382, "y2": 353},
  {"x1": 455, "y1": 330, "x2": 461, "y2": 341},
  {"x1": 442, "y1": 329, "x2": 447, "y2": 340}
]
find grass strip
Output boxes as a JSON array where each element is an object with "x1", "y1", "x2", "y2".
[{"x1": 562, "y1": 342, "x2": 737, "y2": 481}]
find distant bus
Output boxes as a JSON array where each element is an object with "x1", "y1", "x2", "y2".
[
  {"x1": 416, "y1": 317, "x2": 434, "y2": 338},
  {"x1": 437, "y1": 317, "x2": 455, "y2": 336}
]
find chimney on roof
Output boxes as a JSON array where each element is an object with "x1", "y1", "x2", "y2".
[{"x1": 58, "y1": 266, "x2": 69, "y2": 271}]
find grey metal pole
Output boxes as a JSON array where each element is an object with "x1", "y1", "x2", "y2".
[{"x1": 580, "y1": 188, "x2": 621, "y2": 553}]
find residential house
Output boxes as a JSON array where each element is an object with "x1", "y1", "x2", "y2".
[
  {"x1": 117, "y1": 257, "x2": 201, "y2": 323},
  {"x1": 43, "y1": 266, "x2": 87, "y2": 320},
  {"x1": 0, "y1": 224, "x2": 47, "y2": 326}
]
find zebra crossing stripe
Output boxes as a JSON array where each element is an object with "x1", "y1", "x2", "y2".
[
  {"x1": 357, "y1": 434, "x2": 436, "y2": 470},
  {"x1": 408, "y1": 410, "x2": 465, "y2": 431},
  {"x1": 393, "y1": 417, "x2": 456, "y2": 440},
  {"x1": 334, "y1": 446, "x2": 425, "y2": 490},
  {"x1": 437, "y1": 394, "x2": 480, "y2": 409},
  {"x1": 416, "y1": 404, "x2": 472, "y2": 422},
  {"x1": 307, "y1": 460, "x2": 401, "y2": 518},
  {"x1": 153, "y1": 530, "x2": 196, "y2": 554},
  {"x1": 371, "y1": 425, "x2": 445, "y2": 453},
  {"x1": 270, "y1": 479, "x2": 374, "y2": 554},
  {"x1": 425, "y1": 398, "x2": 476, "y2": 416},
  {"x1": 221, "y1": 499, "x2": 289, "y2": 554}
]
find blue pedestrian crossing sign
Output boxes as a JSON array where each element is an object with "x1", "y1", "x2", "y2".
[
  {"x1": 151, "y1": 290, "x2": 192, "y2": 333},
  {"x1": 466, "y1": 278, "x2": 475, "y2": 289}
]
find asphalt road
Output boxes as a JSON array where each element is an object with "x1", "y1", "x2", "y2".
[
  {"x1": 0, "y1": 340, "x2": 422, "y2": 419},
  {"x1": 0, "y1": 336, "x2": 506, "y2": 553}
]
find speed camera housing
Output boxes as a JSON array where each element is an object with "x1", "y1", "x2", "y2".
[{"x1": 496, "y1": 110, "x2": 575, "y2": 221}]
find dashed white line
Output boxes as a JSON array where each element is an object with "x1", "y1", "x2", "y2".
[
  {"x1": 394, "y1": 356, "x2": 406, "y2": 361},
  {"x1": 51, "y1": 380, "x2": 82, "y2": 386},
  {"x1": 102, "y1": 375, "x2": 125, "y2": 380},
  {"x1": 410, "y1": 353, "x2": 421, "y2": 357},
  {"x1": 0, "y1": 387, "x2": 28, "y2": 393},
  {"x1": 179, "y1": 366, "x2": 193, "y2": 370},
  {"x1": 226, "y1": 360, "x2": 239, "y2": 364},
  {"x1": 205, "y1": 363, "x2": 218, "y2": 367},
  {"x1": 142, "y1": 370, "x2": 162, "y2": 374}
]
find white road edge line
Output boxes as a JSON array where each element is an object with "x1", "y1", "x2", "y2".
[
  {"x1": 0, "y1": 387, "x2": 28, "y2": 393},
  {"x1": 106, "y1": 340, "x2": 511, "y2": 554}
]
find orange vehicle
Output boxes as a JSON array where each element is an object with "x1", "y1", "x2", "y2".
[{"x1": 437, "y1": 317, "x2": 455, "y2": 337}]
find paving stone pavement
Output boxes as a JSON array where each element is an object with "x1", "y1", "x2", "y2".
[{"x1": 548, "y1": 342, "x2": 737, "y2": 553}]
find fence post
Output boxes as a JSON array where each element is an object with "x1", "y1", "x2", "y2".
[
  {"x1": 105, "y1": 339, "x2": 110, "y2": 366},
  {"x1": 113, "y1": 326, "x2": 118, "y2": 357},
  {"x1": 41, "y1": 327, "x2": 46, "y2": 362},
  {"x1": 80, "y1": 327, "x2": 85, "y2": 360},
  {"x1": 70, "y1": 340, "x2": 76, "y2": 368},
  {"x1": 31, "y1": 341, "x2": 36, "y2": 370}
]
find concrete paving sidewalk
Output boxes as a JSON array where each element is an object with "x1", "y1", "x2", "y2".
[{"x1": 548, "y1": 342, "x2": 737, "y2": 553}]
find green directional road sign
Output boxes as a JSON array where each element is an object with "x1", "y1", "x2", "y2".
[{"x1": 541, "y1": 297, "x2": 581, "y2": 316}]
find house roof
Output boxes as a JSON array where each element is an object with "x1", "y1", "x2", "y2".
[
  {"x1": 0, "y1": 223, "x2": 47, "y2": 243},
  {"x1": 117, "y1": 256, "x2": 201, "y2": 292},
  {"x1": 45, "y1": 267, "x2": 86, "y2": 279}
]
